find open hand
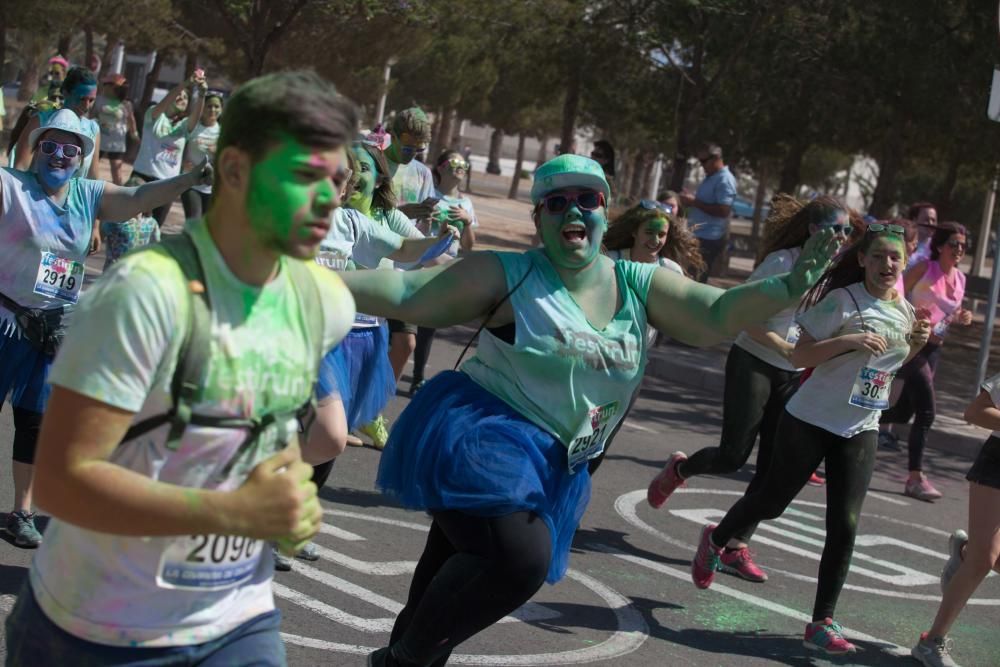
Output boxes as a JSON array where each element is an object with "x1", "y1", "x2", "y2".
[{"x1": 788, "y1": 227, "x2": 839, "y2": 295}]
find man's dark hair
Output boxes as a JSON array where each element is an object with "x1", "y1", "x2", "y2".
[
  {"x1": 698, "y1": 142, "x2": 723, "y2": 160},
  {"x1": 61, "y1": 66, "x2": 97, "y2": 95},
  {"x1": 390, "y1": 107, "x2": 431, "y2": 143},
  {"x1": 217, "y1": 70, "x2": 358, "y2": 162},
  {"x1": 907, "y1": 201, "x2": 937, "y2": 222}
]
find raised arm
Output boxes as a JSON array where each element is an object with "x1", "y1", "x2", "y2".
[
  {"x1": 646, "y1": 229, "x2": 838, "y2": 346},
  {"x1": 98, "y1": 159, "x2": 211, "y2": 221},
  {"x1": 186, "y1": 80, "x2": 206, "y2": 133},
  {"x1": 339, "y1": 251, "x2": 507, "y2": 328},
  {"x1": 150, "y1": 82, "x2": 185, "y2": 121}
]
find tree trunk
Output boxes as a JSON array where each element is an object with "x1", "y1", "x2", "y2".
[
  {"x1": 751, "y1": 163, "x2": 769, "y2": 249},
  {"x1": 508, "y1": 133, "x2": 527, "y2": 199},
  {"x1": 450, "y1": 115, "x2": 464, "y2": 148},
  {"x1": 869, "y1": 122, "x2": 905, "y2": 218},
  {"x1": 559, "y1": 64, "x2": 581, "y2": 154},
  {"x1": 535, "y1": 136, "x2": 549, "y2": 167},
  {"x1": 85, "y1": 29, "x2": 95, "y2": 73},
  {"x1": 486, "y1": 127, "x2": 503, "y2": 175},
  {"x1": 16, "y1": 34, "x2": 50, "y2": 103},
  {"x1": 427, "y1": 107, "x2": 444, "y2": 159},
  {"x1": 778, "y1": 139, "x2": 808, "y2": 195},
  {"x1": 138, "y1": 51, "x2": 164, "y2": 121},
  {"x1": 436, "y1": 107, "x2": 457, "y2": 156},
  {"x1": 101, "y1": 35, "x2": 120, "y2": 76},
  {"x1": 628, "y1": 151, "x2": 646, "y2": 200},
  {"x1": 57, "y1": 35, "x2": 72, "y2": 58},
  {"x1": 668, "y1": 95, "x2": 697, "y2": 191},
  {"x1": 935, "y1": 149, "x2": 962, "y2": 218}
]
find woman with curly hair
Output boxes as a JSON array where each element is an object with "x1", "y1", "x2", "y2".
[
  {"x1": 603, "y1": 199, "x2": 706, "y2": 278},
  {"x1": 647, "y1": 194, "x2": 852, "y2": 582}
]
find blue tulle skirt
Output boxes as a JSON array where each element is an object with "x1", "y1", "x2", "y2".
[
  {"x1": 316, "y1": 322, "x2": 395, "y2": 431},
  {"x1": 376, "y1": 371, "x2": 591, "y2": 583}
]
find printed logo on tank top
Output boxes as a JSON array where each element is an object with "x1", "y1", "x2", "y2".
[{"x1": 554, "y1": 328, "x2": 640, "y2": 371}]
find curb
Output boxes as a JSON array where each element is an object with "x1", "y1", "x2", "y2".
[{"x1": 643, "y1": 343, "x2": 985, "y2": 461}]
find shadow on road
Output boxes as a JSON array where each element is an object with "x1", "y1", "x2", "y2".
[{"x1": 0, "y1": 564, "x2": 28, "y2": 597}]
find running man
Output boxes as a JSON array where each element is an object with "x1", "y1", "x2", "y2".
[{"x1": 4, "y1": 70, "x2": 357, "y2": 665}]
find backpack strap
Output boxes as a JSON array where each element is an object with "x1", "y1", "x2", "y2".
[{"x1": 120, "y1": 232, "x2": 213, "y2": 449}]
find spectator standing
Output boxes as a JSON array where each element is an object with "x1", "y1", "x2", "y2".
[
  {"x1": 908, "y1": 201, "x2": 938, "y2": 264},
  {"x1": 681, "y1": 143, "x2": 738, "y2": 282}
]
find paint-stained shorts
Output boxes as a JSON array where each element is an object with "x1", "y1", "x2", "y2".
[{"x1": 967, "y1": 435, "x2": 1000, "y2": 490}]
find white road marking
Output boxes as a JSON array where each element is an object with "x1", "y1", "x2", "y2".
[
  {"x1": 623, "y1": 421, "x2": 656, "y2": 434},
  {"x1": 281, "y1": 569, "x2": 649, "y2": 665},
  {"x1": 279, "y1": 513, "x2": 650, "y2": 664},
  {"x1": 866, "y1": 491, "x2": 910, "y2": 506},
  {"x1": 614, "y1": 490, "x2": 910, "y2": 657},
  {"x1": 318, "y1": 523, "x2": 365, "y2": 541}
]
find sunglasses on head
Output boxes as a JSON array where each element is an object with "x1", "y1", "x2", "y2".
[
  {"x1": 540, "y1": 190, "x2": 606, "y2": 214},
  {"x1": 639, "y1": 199, "x2": 674, "y2": 215},
  {"x1": 38, "y1": 140, "x2": 82, "y2": 158},
  {"x1": 866, "y1": 223, "x2": 905, "y2": 236}
]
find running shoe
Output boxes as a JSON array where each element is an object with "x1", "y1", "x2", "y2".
[
  {"x1": 803, "y1": 618, "x2": 857, "y2": 655},
  {"x1": 296, "y1": 541, "x2": 320, "y2": 562},
  {"x1": 409, "y1": 378, "x2": 425, "y2": 395},
  {"x1": 647, "y1": 451, "x2": 688, "y2": 509},
  {"x1": 368, "y1": 648, "x2": 390, "y2": 667},
  {"x1": 345, "y1": 434, "x2": 364, "y2": 447},
  {"x1": 691, "y1": 524, "x2": 722, "y2": 589},
  {"x1": 718, "y1": 546, "x2": 768, "y2": 582},
  {"x1": 878, "y1": 431, "x2": 901, "y2": 450},
  {"x1": 807, "y1": 472, "x2": 825, "y2": 486},
  {"x1": 359, "y1": 415, "x2": 390, "y2": 450},
  {"x1": 272, "y1": 545, "x2": 293, "y2": 572},
  {"x1": 911, "y1": 632, "x2": 959, "y2": 667},
  {"x1": 940, "y1": 529, "x2": 968, "y2": 593},
  {"x1": 5, "y1": 510, "x2": 42, "y2": 548},
  {"x1": 905, "y1": 476, "x2": 943, "y2": 502}
]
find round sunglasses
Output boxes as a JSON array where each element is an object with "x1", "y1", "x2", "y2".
[{"x1": 540, "y1": 190, "x2": 606, "y2": 214}]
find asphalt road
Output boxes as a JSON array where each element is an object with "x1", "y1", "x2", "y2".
[{"x1": 1, "y1": 325, "x2": 998, "y2": 666}]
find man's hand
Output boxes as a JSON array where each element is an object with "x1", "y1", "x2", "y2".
[
  {"x1": 679, "y1": 192, "x2": 695, "y2": 207},
  {"x1": 227, "y1": 443, "x2": 321, "y2": 546},
  {"x1": 788, "y1": 228, "x2": 838, "y2": 295},
  {"x1": 187, "y1": 157, "x2": 213, "y2": 188}
]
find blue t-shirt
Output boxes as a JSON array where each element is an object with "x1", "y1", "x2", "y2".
[{"x1": 689, "y1": 166, "x2": 737, "y2": 241}]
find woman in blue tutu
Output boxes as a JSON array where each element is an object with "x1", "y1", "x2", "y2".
[
  {"x1": 340, "y1": 154, "x2": 839, "y2": 667},
  {"x1": 290, "y1": 141, "x2": 456, "y2": 570}
]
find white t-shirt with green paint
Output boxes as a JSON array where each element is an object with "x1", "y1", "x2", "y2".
[
  {"x1": 787, "y1": 283, "x2": 914, "y2": 437},
  {"x1": 29, "y1": 218, "x2": 355, "y2": 648}
]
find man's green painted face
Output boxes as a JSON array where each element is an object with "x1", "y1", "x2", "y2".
[
  {"x1": 536, "y1": 188, "x2": 608, "y2": 270},
  {"x1": 347, "y1": 145, "x2": 378, "y2": 213},
  {"x1": 244, "y1": 137, "x2": 348, "y2": 259}
]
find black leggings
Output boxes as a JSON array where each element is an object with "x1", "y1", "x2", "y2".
[
  {"x1": 387, "y1": 510, "x2": 551, "y2": 666},
  {"x1": 11, "y1": 408, "x2": 43, "y2": 465},
  {"x1": 180, "y1": 189, "x2": 211, "y2": 221},
  {"x1": 711, "y1": 411, "x2": 877, "y2": 621},
  {"x1": 311, "y1": 459, "x2": 335, "y2": 489},
  {"x1": 678, "y1": 345, "x2": 800, "y2": 542},
  {"x1": 411, "y1": 327, "x2": 436, "y2": 384},
  {"x1": 879, "y1": 341, "x2": 940, "y2": 471}
]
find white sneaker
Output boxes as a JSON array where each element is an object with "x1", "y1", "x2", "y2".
[
  {"x1": 911, "y1": 633, "x2": 960, "y2": 667},
  {"x1": 940, "y1": 529, "x2": 967, "y2": 593}
]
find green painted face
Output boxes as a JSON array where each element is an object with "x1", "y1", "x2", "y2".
[
  {"x1": 244, "y1": 137, "x2": 347, "y2": 259},
  {"x1": 537, "y1": 188, "x2": 608, "y2": 270},
  {"x1": 347, "y1": 145, "x2": 377, "y2": 215}
]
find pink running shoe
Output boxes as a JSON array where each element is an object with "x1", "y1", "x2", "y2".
[
  {"x1": 807, "y1": 472, "x2": 825, "y2": 486},
  {"x1": 647, "y1": 451, "x2": 688, "y2": 509},
  {"x1": 804, "y1": 618, "x2": 857, "y2": 655},
  {"x1": 905, "y1": 476, "x2": 943, "y2": 502},
  {"x1": 691, "y1": 524, "x2": 722, "y2": 589},
  {"x1": 719, "y1": 546, "x2": 768, "y2": 582}
]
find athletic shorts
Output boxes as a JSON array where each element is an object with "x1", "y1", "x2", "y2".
[
  {"x1": 100, "y1": 150, "x2": 126, "y2": 160},
  {"x1": 967, "y1": 435, "x2": 1000, "y2": 490},
  {"x1": 388, "y1": 318, "x2": 418, "y2": 336}
]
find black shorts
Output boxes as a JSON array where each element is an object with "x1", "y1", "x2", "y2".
[
  {"x1": 388, "y1": 319, "x2": 418, "y2": 336},
  {"x1": 967, "y1": 435, "x2": 1000, "y2": 490},
  {"x1": 100, "y1": 150, "x2": 126, "y2": 160}
]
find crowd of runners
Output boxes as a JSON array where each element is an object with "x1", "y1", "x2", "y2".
[{"x1": 0, "y1": 60, "x2": 998, "y2": 667}]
